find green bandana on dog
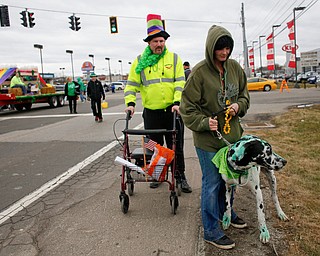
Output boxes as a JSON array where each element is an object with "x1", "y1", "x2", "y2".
[{"x1": 135, "y1": 46, "x2": 167, "y2": 74}]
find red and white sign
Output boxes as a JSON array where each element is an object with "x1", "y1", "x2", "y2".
[
  {"x1": 248, "y1": 47, "x2": 255, "y2": 73},
  {"x1": 282, "y1": 43, "x2": 298, "y2": 52},
  {"x1": 266, "y1": 33, "x2": 274, "y2": 70},
  {"x1": 81, "y1": 61, "x2": 94, "y2": 72},
  {"x1": 287, "y1": 19, "x2": 296, "y2": 68}
]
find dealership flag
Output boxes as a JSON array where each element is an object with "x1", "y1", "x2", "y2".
[
  {"x1": 266, "y1": 32, "x2": 274, "y2": 70},
  {"x1": 248, "y1": 47, "x2": 255, "y2": 73},
  {"x1": 287, "y1": 19, "x2": 296, "y2": 68}
]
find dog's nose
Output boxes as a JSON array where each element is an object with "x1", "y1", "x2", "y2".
[{"x1": 282, "y1": 159, "x2": 287, "y2": 166}]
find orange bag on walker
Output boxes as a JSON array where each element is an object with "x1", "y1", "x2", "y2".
[{"x1": 146, "y1": 144, "x2": 175, "y2": 181}]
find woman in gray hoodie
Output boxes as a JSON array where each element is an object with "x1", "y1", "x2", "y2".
[{"x1": 180, "y1": 25, "x2": 250, "y2": 250}]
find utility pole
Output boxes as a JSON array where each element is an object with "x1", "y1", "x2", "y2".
[{"x1": 241, "y1": 3, "x2": 250, "y2": 77}]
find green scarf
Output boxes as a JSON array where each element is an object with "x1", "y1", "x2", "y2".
[{"x1": 135, "y1": 46, "x2": 167, "y2": 74}]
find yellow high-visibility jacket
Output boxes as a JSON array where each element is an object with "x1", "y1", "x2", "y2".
[{"x1": 124, "y1": 50, "x2": 185, "y2": 110}]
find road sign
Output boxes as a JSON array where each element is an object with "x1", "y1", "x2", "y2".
[
  {"x1": 81, "y1": 61, "x2": 94, "y2": 72},
  {"x1": 282, "y1": 43, "x2": 298, "y2": 52}
]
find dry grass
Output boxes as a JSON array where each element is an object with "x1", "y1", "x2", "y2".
[{"x1": 247, "y1": 104, "x2": 320, "y2": 256}]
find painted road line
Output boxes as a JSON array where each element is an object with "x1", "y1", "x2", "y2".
[
  {"x1": 0, "y1": 112, "x2": 143, "y2": 121},
  {"x1": 0, "y1": 122, "x2": 144, "y2": 225}
]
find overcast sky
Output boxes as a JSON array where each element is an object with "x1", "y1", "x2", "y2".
[{"x1": 1, "y1": 0, "x2": 319, "y2": 77}]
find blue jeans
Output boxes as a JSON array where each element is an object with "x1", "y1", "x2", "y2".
[
  {"x1": 195, "y1": 147, "x2": 237, "y2": 241},
  {"x1": 80, "y1": 91, "x2": 86, "y2": 102}
]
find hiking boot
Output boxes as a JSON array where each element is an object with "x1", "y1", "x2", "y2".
[
  {"x1": 205, "y1": 235, "x2": 235, "y2": 250},
  {"x1": 149, "y1": 182, "x2": 161, "y2": 188},
  {"x1": 181, "y1": 179, "x2": 192, "y2": 193},
  {"x1": 231, "y1": 216, "x2": 247, "y2": 229}
]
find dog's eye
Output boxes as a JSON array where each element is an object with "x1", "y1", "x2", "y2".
[{"x1": 265, "y1": 147, "x2": 272, "y2": 155}]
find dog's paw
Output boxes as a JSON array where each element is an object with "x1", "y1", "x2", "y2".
[
  {"x1": 278, "y1": 211, "x2": 289, "y2": 221},
  {"x1": 222, "y1": 213, "x2": 231, "y2": 230},
  {"x1": 259, "y1": 224, "x2": 270, "y2": 243}
]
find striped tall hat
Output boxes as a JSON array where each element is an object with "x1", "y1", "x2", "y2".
[{"x1": 143, "y1": 14, "x2": 170, "y2": 42}]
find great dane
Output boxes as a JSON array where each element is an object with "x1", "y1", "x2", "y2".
[{"x1": 212, "y1": 135, "x2": 289, "y2": 243}]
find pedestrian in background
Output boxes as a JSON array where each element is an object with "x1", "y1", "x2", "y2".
[
  {"x1": 64, "y1": 76, "x2": 80, "y2": 114},
  {"x1": 183, "y1": 61, "x2": 191, "y2": 80},
  {"x1": 180, "y1": 25, "x2": 250, "y2": 250},
  {"x1": 77, "y1": 77, "x2": 87, "y2": 102},
  {"x1": 124, "y1": 14, "x2": 192, "y2": 193},
  {"x1": 87, "y1": 73, "x2": 105, "y2": 122}
]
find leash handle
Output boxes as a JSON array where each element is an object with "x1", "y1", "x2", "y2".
[
  {"x1": 211, "y1": 107, "x2": 227, "y2": 137},
  {"x1": 211, "y1": 108, "x2": 232, "y2": 146}
]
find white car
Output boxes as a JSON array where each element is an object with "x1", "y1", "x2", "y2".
[{"x1": 111, "y1": 82, "x2": 125, "y2": 90}]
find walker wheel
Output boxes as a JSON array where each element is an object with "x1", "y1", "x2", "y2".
[
  {"x1": 170, "y1": 194, "x2": 179, "y2": 215},
  {"x1": 176, "y1": 182, "x2": 182, "y2": 196},
  {"x1": 128, "y1": 182, "x2": 134, "y2": 196},
  {"x1": 120, "y1": 193, "x2": 129, "y2": 214}
]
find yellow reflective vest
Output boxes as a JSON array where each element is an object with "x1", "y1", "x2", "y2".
[{"x1": 124, "y1": 50, "x2": 185, "y2": 110}]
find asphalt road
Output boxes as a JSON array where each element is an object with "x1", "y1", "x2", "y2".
[
  {"x1": 0, "y1": 90, "x2": 137, "y2": 212},
  {"x1": 0, "y1": 87, "x2": 319, "y2": 256}
]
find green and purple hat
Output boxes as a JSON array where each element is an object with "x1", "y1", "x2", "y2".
[{"x1": 143, "y1": 14, "x2": 170, "y2": 42}]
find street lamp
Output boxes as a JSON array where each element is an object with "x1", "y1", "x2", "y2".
[
  {"x1": 118, "y1": 60, "x2": 123, "y2": 80},
  {"x1": 252, "y1": 40, "x2": 258, "y2": 76},
  {"x1": 34, "y1": 44, "x2": 44, "y2": 76},
  {"x1": 258, "y1": 35, "x2": 265, "y2": 76},
  {"x1": 66, "y1": 50, "x2": 74, "y2": 80},
  {"x1": 105, "y1": 57, "x2": 112, "y2": 83},
  {"x1": 293, "y1": 6, "x2": 306, "y2": 88},
  {"x1": 272, "y1": 24, "x2": 281, "y2": 79},
  {"x1": 89, "y1": 54, "x2": 95, "y2": 71},
  {"x1": 59, "y1": 67, "x2": 65, "y2": 78}
]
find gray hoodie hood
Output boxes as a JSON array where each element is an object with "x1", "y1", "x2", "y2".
[{"x1": 205, "y1": 25, "x2": 234, "y2": 70}]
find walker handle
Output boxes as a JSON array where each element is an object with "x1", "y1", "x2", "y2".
[{"x1": 125, "y1": 110, "x2": 132, "y2": 130}]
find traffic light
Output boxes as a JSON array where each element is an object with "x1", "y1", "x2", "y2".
[
  {"x1": 28, "y1": 11, "x2": 35, "y2": 28},
  {"x1": 0, "y1": 5, "x2": 10, "y2": 27},
  {"x1": 69, "y1": 15, "x2": 75, "y2": 30},
  {"x1": 20, "y1": 10, "x2": 27, "y2": 27},
  {"x1": 162, "y1": 20, "x2": 165, "y2": 30},
  {"x1": 74, "y1": 16, "x2": 81, "y2": 31},
  {"x1": 109, "y1": 16, "x2": 118, "y2": 34}
]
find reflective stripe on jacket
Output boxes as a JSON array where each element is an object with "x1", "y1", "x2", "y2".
[{"x1": 124, "y1": 51, "x2": 185, "y2": 110}]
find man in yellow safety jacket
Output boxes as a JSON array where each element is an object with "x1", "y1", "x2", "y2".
[{"x1": 124, "y1": 13, "x2": 192, "y2": 193}]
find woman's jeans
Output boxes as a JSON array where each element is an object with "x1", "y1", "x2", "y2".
[{"x1": 195, "y1": 147, "x2": 237, "y2": 241}]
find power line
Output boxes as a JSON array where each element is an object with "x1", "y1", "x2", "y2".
[{"x1": 4, "y1": 4, "x2": 240, "y2": 25}]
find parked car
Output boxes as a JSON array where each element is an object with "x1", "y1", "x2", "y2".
[
  {"x1": 247, "y1": 77, "x2": 277, "y2": 92},
  {"x1": 103, "y1": 82, "x2": 111, "y2": 92},
  {"x1": 307, "y1": 76, "x2": 318, "y2": 84},
  {"x1": 111, "y1": 82, "x2": 125, "y2": 90},
  {"x1": 118, "y1": 80, "x2": 128, "y2": 86}
]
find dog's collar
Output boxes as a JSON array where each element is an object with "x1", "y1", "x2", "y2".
[
  {"x1": 226, "y1": 150, "x2": 248, "y2": 176},
  {"x1": 227, "y1": 160, "x2": 248, "y2": 176}
]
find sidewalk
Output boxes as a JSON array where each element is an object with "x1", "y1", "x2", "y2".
[{"x1": 0, "y1": 128, "x2": 203, "y2": 256}]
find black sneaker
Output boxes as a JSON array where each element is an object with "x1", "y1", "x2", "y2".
[
  {"x1": 149, "y1": 182, "x2": 161, "y2": 188},
  {"x1": 181, "y1": 179, "x2": 192, "y2": 193},
  {"x1": 205, "y1": 235, "x2": 235, "y2": 250},
  {"x1": 231, "y1": 216, "x2": 247, "y2": 229}
]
